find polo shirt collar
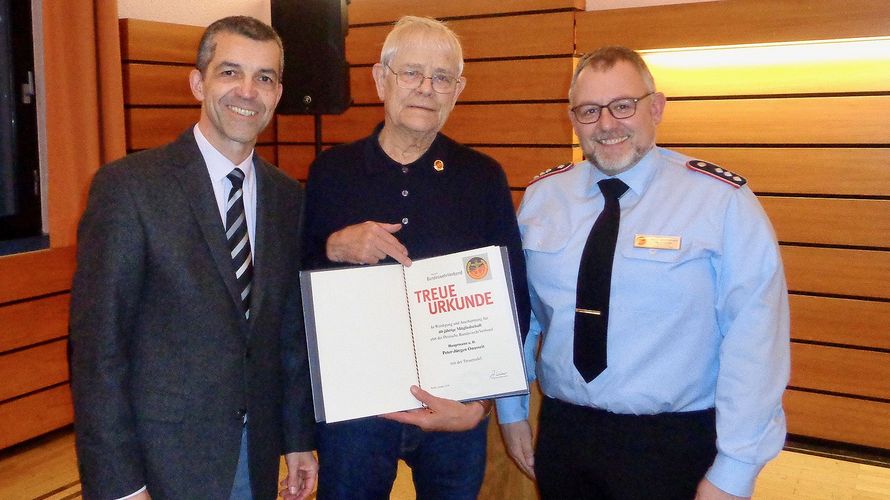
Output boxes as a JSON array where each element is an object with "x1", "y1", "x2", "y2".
[{"x1": 364, "y1": 122, "x2": 447, "y2": 177}]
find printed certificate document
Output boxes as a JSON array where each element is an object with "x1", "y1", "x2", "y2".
[{"x1": 300, "y1": 246, "x2": 528, "y2": 423}]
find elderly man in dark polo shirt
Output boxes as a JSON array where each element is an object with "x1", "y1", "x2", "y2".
[{"x1": 302, "y1": 15, "x2": 530, "y2": 500}]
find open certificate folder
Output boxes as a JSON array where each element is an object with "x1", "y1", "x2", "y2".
[{"x1": 300, "y1": 245, "x2": 528, "y2": 423}]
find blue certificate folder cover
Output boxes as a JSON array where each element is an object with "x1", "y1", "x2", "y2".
[{"x1": 300, "y1": 245, "x2": 528, "y2": 423}]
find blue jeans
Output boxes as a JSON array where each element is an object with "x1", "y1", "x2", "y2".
[
  {"x1": 229, "y1": 426, "x2": 253, "y2": 500},
  {"x1": 316, "y1": 417, "x2": 488, "y2": 500}
]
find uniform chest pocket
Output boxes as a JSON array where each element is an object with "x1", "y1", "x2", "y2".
[
  {"x1": 521, "y1": 222, "x2": 570, "y2": 254},
  {"x1": 620, "y1": 239, "x2": 711, "y2": 266}
]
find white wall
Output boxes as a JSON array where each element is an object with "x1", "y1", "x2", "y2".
[{"x1": 117, "y1": 0, "x2": 271, "y2": 26}]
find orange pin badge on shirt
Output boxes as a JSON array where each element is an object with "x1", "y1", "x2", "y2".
[{"x1": 433, "y1": 159, "x2": 445, "y2": 172}]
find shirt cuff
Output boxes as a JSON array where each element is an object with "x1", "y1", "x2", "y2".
[
  {"x1": 116, "y1": 486, "x2": 147, "y2": 500},
  {"x1": 705, "y1": 452, "x2": 765, "y2": 497},
  {"x1": 495, "y1": 393, "x2": 530, "y2": 424}
]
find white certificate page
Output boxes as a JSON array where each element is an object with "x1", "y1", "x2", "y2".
[{"x1": 304, "y1": 264, "x2": 422, "y2": 422}]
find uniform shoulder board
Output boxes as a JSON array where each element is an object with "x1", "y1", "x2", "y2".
[
  {"x1": 529, "y1": 162, "x2": 575, "y2": 186},
  {"x1": 686, "y1": 160, "x2": 747, "y2": 188}
]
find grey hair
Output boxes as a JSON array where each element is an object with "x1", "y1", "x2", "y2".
[{"x1": 380, "y1": 16, "x2": 464, "y2": 75}]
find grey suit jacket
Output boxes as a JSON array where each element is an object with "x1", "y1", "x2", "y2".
[{"x1": 69, "y1": 130, "x2": 314, "y2": 500}]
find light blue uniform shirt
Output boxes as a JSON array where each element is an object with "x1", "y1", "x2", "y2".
[{"x1": 496, "y1": 147, "x2": 790, "y2": 497}]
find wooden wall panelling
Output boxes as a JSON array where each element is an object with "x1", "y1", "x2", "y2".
[
  {"x1": 575, "y1": 0, "x2": 890, "y2": 52},
  {"x1": 440, "y1": 12, "x2": 576, "y2": 60},
  {"x1": 673, "y1": 148, "x2": 890, "y2": 196},
  {"x1": 0, "y1": 340, "x2": 68, "y2": 402},
  {"x1": 760, "y1": 198, "x2": 890, "y2": 247},
  {"x1": 275, "y1": 115, "x2": 317, "y2": 144},
  {"x1": 789, "y1": 295, "x2": 890, "y2": 350},
  {"x1": 126, "y1": 108, "x2": 277, "y2": 151},
  {"x1": 459, "y1": 58, "x2": 574, "y2": 103},
  {"x1": 346, "y1": 12, "x2": 576, "y2": 65},
  {"x1": 0, "y1": 248, "x2": 76, "y2": 305},
  {"x1": 348, "y1": 66, "x2": 378, "y2": 105},
  {"x1": 0, "y1": 295, "x2": 70, "y2": 353},
  {"x1": 277, "y1": 145, "x2": 318, "y2": 181},
  {"x1": 126, "y1": 108, "x2": 199, "y2": 150},
  {"x1": 120, "y1": 18, "x2": 201, "y2": 64},
  {"x1": 349, "y1": 57, "x2": 576, "y2": 105},
  {"x1": 658, "y1": 96, "x2": 890, "y2": 145},
  {"x1": 511, "y1": 191, "x2": 525, "y2": 210},
  {"x1": 320, "y1": 103, "x2": 574, "y2": 146},
  {"x1": 123, "y1": 63, "x2": 193, "y2": 105},
  {"x1": 0, "y1": 385, "x2": 73, "y2": 450},
  {"x1": 790, "y1": 343, "x2": 890, "y2": 400},
  {"x1": 443, "y1": 103, "x2": 573, "y2": 145},
  {"x1": 785, "y1": 389, "x2": 890, "y2": 450},
  {"x1": 317, "y1": 106, "x2": 382, "y2": 144},
  {"x1": 348, "y1": 0, "x2": 583, "y2": 25},
  {"x1": 782, "y1": 246, "x2": 890, "y2": 299},
  {"x1": 255, "y1": 146, "x2": 277, "y2": 166},
  {"x1": 475, "y1": 146, "x2": 576, "y2": 188}
]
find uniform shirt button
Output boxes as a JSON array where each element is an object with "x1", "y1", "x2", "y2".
[
  {"x1": 401, "y1": 190, "x2": 409, "y2": 197},
  {"x1": 401, "y1": 166, "x2": 409, "y2": 174},
  {"x1": 235, "y1": 408, "x2": 247, "y2": 419},
  {"x1": 402, "y1": 217, "x2": 409, "y2": 225}
]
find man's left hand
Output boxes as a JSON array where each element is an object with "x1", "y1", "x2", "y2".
[
  {"x1": 381, "y1": 385, "x2": 487, "y2": 432},
  {"x1": 279, "y1": 451, "x2": 318, "y2": 500},
  {"x1": 694, "y1": 478, "x2": 749, "y2": 500}
]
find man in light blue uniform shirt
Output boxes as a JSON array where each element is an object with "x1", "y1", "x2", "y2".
[{"x1": 496, "y1": 46, "x2": 790, "y2": 500}]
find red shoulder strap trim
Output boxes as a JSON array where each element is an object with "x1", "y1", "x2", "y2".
[
  {"x1": 528, "y1": 162, "x2": 575, "y2": 186},
  {"x1": 686, "y1": 160, "x2": 746, "y2": 188}
]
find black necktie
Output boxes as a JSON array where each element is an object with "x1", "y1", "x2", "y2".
[
  {"x1": 226, "y1": 168, "x2": 253, "y2": 319},
  {"x1": 574, "y1": 178, "x2": 629, "y2": 382}
]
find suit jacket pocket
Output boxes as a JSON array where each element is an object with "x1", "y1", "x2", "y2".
[{"x1": 134, "y1": 389, "x2": 188, "y2": 423}]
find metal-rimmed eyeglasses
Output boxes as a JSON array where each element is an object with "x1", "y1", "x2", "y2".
[
  {"x1": 385, "y1": 64, "x2": 459, "y2": 94},
  {"x1": 570, "y1": 92, "x2": 655, "y2": 124}
]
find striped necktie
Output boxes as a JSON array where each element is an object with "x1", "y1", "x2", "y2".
[{"x1": 226, "y1": 168, "x2": 253, "y2": 319}]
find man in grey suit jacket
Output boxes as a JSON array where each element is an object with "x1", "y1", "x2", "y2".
[{"x1": 69, "y1": 16, "x2": 317, "y2": 500}]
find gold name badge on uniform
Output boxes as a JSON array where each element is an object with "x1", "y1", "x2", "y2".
[{"x1": 633, "y1": 234, "x2": 681, "y2": 250}]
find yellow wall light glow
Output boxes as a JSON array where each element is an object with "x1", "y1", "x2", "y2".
[{"x1": 638, "y1": 37, "x2": 890, "y2": 97}]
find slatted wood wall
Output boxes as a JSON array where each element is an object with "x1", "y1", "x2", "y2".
[
  {"x1": 577, "y1": 0, "x2": 890, "y2": 452},
  {"x1": 0, "y1": 248, "x2": 76, "y2": 449}
]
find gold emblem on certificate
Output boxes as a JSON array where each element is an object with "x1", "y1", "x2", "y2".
[
  {"x1": 633, "y1": 234, "x2": 681, "y2": 250},
  {"x1": 464, "y1": 256, "x2": 490, "y2": 281}
]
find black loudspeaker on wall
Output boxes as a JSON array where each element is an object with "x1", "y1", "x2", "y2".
[{"x1": 271, "y1": 0, "x2": 351, "y2": 115}]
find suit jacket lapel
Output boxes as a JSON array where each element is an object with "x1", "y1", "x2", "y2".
[{"x1": 169, "y1": 131, "x2": 248, "y2": 321}]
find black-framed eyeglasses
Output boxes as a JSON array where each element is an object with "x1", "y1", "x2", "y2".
[
  {"x1": 570, "y1": 92, "x2": 655, "y2": 124},
  {"x1": 385, "y1": 64, "x2": 459, "y2": 94}
]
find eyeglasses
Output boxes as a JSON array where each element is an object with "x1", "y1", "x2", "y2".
[
  {"x1": 570, "y1": 92, "x2": 655, "y2": 124},
  {"x1": 385, "y1": 64, "x2": 459, "y2": 94}
]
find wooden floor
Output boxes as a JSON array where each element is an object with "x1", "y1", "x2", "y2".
[{"x1": 2, "y1": 428, "x2": 889, "y2": 499}]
